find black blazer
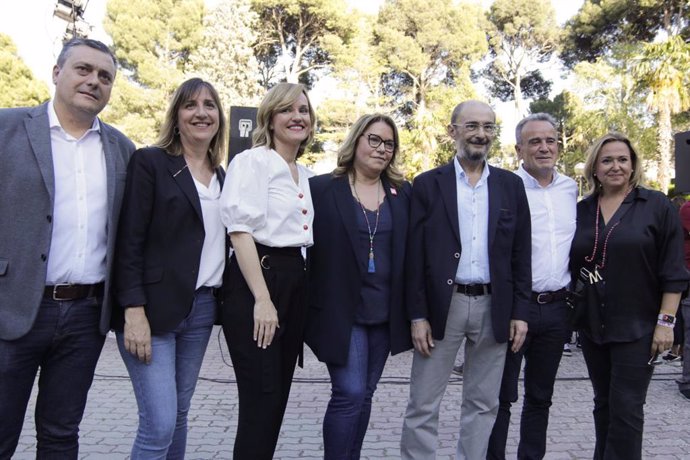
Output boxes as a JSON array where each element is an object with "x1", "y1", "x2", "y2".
[
  {"x1": 405, "y1": 162, "x2": 532, "y2": 343},
  {"x1": 112, "y1": 147, "x2": 225, "y2": 334},
  {"x1": 305, "y1": 174, "x2": 413, "y2": 365}
]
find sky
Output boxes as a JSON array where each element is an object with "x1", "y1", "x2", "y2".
[{"x1": 2, "y1": 0, "x2": 584, "y2": 89}]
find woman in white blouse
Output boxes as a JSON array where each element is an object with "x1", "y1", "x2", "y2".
[
  {"x1": 219, "y1": 82, "x2": 316, "y2": 459},
  {"x1": 113, "y1": 78, "x2": 227, "y2": 458}
]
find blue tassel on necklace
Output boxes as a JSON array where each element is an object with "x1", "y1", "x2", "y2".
[{"x1": 368, "y1": 253, "x2": 376, "y2": 273}]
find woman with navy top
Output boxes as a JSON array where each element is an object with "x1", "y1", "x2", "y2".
[
  {"x1": 306, "y1": 114, "x2": 412, "y2": 459},
  {"x1": 219, "y1": 83, "x2": 316, "y2": 460},
  {"x1": 113, "y1": 78, "x2": 227, "y2": 459}
]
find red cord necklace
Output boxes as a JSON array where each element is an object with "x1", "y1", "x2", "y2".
[{"x1": 584, "y1": 187, "x2": 633, "y2": 270}]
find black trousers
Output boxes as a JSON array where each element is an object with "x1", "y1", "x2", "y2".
[
  {"x1": 580, "y1": 333, "x2": 653, "y2": 460},
  {"x1": 221, "y1": 244, "x2": 307, "y2": 460},
  {"x1": 487, "y1": 299, "x2": 568, "y2": 460}
]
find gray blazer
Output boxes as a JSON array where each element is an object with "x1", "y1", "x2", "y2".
[{"x1": 0, "y1": 103, "x2": 135, "y2": 340}]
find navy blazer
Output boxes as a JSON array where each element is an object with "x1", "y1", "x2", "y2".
[
  {"x1": 406, "y1": 161, "x2": 532, "y2": 343},
  {"x1": 305, "y1": 174, "x2": 413, "y2": 365},
  {"x1": 112, "y1": 147, "x2": 225, "y2": 334}
]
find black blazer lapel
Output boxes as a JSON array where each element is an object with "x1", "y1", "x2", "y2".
[
  {"x1": 167, "y1": 154, "x2": 203, "y2": 222},
  {"x1": 333, "y1": 175, "x2": 366, "y2": 273},
  {"x1": 436, "y1": 162, "x2": 461, "y2": 246},
  {"x1": 487, "y1": 166, "x2": 502, "y2": 249}
]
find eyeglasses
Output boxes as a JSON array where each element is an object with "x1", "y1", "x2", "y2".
[
  {"x1": 364, "y1": 134, "x2": 395, "y2": 153},
  {"x1": 452, "y1": 122, "x2": 497, "y2": 135}
]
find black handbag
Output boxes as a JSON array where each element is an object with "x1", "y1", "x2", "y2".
[{"x1": 567, "y1": 267, "x2": 605, "y2": 329}]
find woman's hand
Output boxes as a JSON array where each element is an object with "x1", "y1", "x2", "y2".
[
  {"x1": 124, "y1": 306, "x2": 152, "y2": 364},
  {"x1": 254, "y1": 297, "x2": 279, "y2": 348},
  {"x1": 651, "y1": 324, "x2": 674, "y2": 356}
]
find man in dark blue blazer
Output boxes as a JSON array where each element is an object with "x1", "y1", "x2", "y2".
[
  {"x1": 0, "y1": 39, "x2": 134, "y2": 458},
  {"x1": 400, "y1": 101, "x2": 532, "y2": 460}
]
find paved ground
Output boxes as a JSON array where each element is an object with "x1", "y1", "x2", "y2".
[{"x1": 15, "y1": 327, "x2": 690, "y2": 459}]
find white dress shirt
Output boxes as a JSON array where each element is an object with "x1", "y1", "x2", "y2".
[
  {"x1": 220, "y1": 146, "x2": 314, "y2": 248},
  {"x1": 46, "y1": 101, "x2": 108, "y2": 285},
  {"x1": 516, "y1": 165, "x2": 577, "y2": 292},
  {"x1": 194, "y1": 174, "x2": 225, "y2": 289},
  {"x1": 454, "y1": 157, "x2": 491, "y2": 284}
]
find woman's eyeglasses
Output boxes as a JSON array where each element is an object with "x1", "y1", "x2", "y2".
[{"x1": 364, "y1": 134, "x2": 395, "y2": 153}]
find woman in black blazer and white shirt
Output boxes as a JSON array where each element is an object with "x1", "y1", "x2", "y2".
[
  {"x1": 306, "y1": 113, "x2": 412, "y2": 459},
  {"x1": 113, "y1": 78, "x2": 227, "y2": 459}
]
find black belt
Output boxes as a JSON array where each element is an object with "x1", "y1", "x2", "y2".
[
  {"x1": 456, "y1": 283, "x2": 491, "y2": 296},
  {"x1": 254, "y1": 243, "x2": 305, "y2": 271},
  {"x1": 44, "y1": 283, "x2": 104, "y2": 301},
  {"x1": 531, "y1": 287, "x2": 568, "y2": 305}
]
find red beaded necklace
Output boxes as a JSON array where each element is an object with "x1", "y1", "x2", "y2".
[{"x1": 584, "y1": 187, "x2": 633, "y2": 270}]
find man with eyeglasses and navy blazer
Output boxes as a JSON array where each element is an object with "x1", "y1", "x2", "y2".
[
  {"x1": 400, "y1": 100, "x2": 532, "y2": 460},
  {"x1": 0, "y1": 38, "x2": 134, "y2": 458}
]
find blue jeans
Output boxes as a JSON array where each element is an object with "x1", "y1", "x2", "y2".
[
  {"x1": 117, "y1": 287, "x2": 216, "y2": 460},
  {"x1": 323, "y1": 323, "x2": 390, "y2": 460},
  {"x1": 0, "y1": 296, "x2": 105, "y2": 459},
  {"x1": 488, "y1": 299, "x2": 568, "y2": 460}
]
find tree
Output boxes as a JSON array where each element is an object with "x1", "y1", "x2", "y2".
[
  {"x1": 485, "y1": 69, "x2": 552, "y2": 104},
  {"x1": 375, "y1": 0, "x2": 488, "y2": 174},
  {"x1": 0, "y1": 34, "x2": 50, "y2": 108},
  {"x1": 376, "y1": 0, "x2": 487, "y2": 118},
  {"x1": 485, "y1": 0, "x2": 560, "y2": 116},
  {"x1": 562, "y1": 0, "x2": 690, "y2": 67},
  {"x1": 563, "y1": 0, "x2": 690, "y2": 192},
  {"x1": 186, "y1": 0, "x2": 263, "y2": 110},
  {"x1": 632, "y1": 36, "x2": 690, "y2": 193},
  {"x1": 252, "y1": 0, "x2": 355, "y2": 85},
  {"x1": 102, "y1": 0, "x2": 205, "y2": 144}
]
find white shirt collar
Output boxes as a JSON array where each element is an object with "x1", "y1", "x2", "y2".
[
  {"x1": 516, "y1": 164, "x2": 562, "y2": 189},
  {"x1": 47, "y1": 100, "x2": 101, "y2": 134}
]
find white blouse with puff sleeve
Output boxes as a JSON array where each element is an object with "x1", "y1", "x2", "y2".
[{"x1": 220, "y1": 146, "x2": 314, "y2": 248}]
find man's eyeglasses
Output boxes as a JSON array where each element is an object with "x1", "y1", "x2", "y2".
[
  {"x1": 364, "y1": 134, "x2": 395, "y2": 153},
  {"x1": 452, "y1": 122, "x2": 497, "y2": 135}
]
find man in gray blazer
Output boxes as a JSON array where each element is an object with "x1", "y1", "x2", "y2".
[{"x1": 0, "y1": 38, "x2": 135, "y2": 458}]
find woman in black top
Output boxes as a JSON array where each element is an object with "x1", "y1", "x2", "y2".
[
  {"x1": 306, "y1": 114, "x2": 412, "y2": 459},
  {"x1": 569, "y1": 132, "x2": 688, "y2": 459}
]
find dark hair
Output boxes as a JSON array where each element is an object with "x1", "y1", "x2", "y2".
[
  {"x1": 57, "y1": 38, "x2": 117, "y2": 69},
  {"x1": 155, "y1": 78, "x2": 227, "y2": 168}
]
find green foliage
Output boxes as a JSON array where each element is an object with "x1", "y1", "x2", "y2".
[
  {"x1": 0, "y1": 34, "x2": 50, "y2": 108},
  {"x1": 632, "y1": 35, "x2": 690, "y2": 192},
  {"x1": 376, "y1": 0, "x2": 487, "y2": 111},
  {"x1": 562, "y1": 0, "x2": 690, "y2": 67},
  {"x1": 102, "y1": 0, "x2": 205, "y2": 145},
  {"x1": 486, "y1": 69, "x2": 552, "y2": 103},
  {"x1": 485, "y1": 0, "x2": 559, "y2": 115},
  {"x1": 252, "y1": 0, "x2": 355, "y2": 85},
  {"x1": 186, "y1": 0, "x2": 263, "y2": 110},
  {"x1": 374, "y1": 0, "x2": 487, "y2": 175}
]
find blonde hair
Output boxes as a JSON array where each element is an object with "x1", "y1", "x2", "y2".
[
  {"x1": 583, "y1": 132, "x2": 644, "y2": 195},
  {"x1": 155, "y1": 78, "x2": 227, "y2": 168},
  {"x1": 332, "y1": 113, "x2": 404, "y2": 188},
  {"x1": 252, "y1": 83, "x2": 315, "y2": 158}
]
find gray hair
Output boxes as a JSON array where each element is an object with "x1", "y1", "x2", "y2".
[
  {"x1": 515, "y1": 113, "x2": 558, "y2": 144},
  {"x1": 57, "y1": 38, "x2": 117, "y2": 69}
]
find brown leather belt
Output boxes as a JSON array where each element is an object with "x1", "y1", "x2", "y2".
[
  {"x1": 44, "y1": 283, "x2": 104, "y2": 301},
  {"x1": 455, "y1": 283, "x2": 492, "y2": 296},
  {"x1": 531, "y1": 287, "x2": 568, "y2": 305}
]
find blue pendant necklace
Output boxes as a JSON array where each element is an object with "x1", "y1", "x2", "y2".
[{"x1": 352, "y1": 179, "x2": 381, "y2": 273}]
